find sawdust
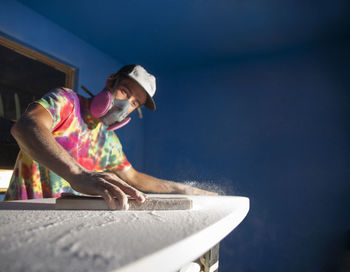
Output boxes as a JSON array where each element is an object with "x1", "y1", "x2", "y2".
[{"x1": 183, "y1": 180, "x2": 233, "y2": 195}]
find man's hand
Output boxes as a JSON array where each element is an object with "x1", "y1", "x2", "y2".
[{"x1": 69, "y1": 170, "x2": 147, "y2": 210}]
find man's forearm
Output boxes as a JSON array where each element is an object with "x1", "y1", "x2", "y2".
[
  {"x1": 11, "y1": 113, "x2": 147, "y2": 208},
  {"x1": 117, "y1": 168, "x2": 181, "y2": 193},
  {"x1": 11, "y1": 115, "x2": 84, "y2": 181},
  {"x1": 118, "y1": 168, "x2": 217, "y2": 195}
]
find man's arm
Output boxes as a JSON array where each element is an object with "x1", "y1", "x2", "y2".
[
  {"x1": 116, "y1": 167, "x2": 218, "y2": 195},
  {"x1": 11, "y1": 103, "x2": 146, "y2": 209}
]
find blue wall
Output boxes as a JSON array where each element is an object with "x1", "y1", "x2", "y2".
[
  {"x1": 144, "y1": 40, "x2": 350, "y2": 271},
  {"x1": 0, "y1": 0, "x2": 144, "y2": 169},
  {"x1": 1, "y1": 1, "x2": 350, "y2": 271}
]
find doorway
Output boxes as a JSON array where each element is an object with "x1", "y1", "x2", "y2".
[{"x1": 0, "y1": 35, "x2": 75, "y2": 194}]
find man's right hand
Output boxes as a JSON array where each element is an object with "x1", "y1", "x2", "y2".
[{"x1": 69, "y1": 170, "x2": 147, "y2": 210}]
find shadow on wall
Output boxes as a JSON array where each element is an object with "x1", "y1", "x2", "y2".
[
  {"x1": 322, "y1": 231, "x2": 350, "y2": 271},
  {"x1": 144, "y1": 40, "x2": 350, "y2": 272}
]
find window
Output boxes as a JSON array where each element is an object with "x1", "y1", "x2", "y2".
[{"x1": 0, "y1": 35, "x2": 75, "y2": 190}]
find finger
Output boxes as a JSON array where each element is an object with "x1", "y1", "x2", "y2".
[
  {"x1": 100, "y1": 189, "x2": 117, "y2": 210},
  {"x1": 103, "y1": 182, "x2": 129, "y2": 210},
  {"x1": 105, "y1": 176, "x2": 146, "y2": 204}
]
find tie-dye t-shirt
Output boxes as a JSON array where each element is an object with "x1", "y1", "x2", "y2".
[{"x1": 4, "y1": 87, "x2": 131, "y2": 200}]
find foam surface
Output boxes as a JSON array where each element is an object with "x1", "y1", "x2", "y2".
[{"x1": 0, "y1": 195, "x2": 249, "y2": 272}]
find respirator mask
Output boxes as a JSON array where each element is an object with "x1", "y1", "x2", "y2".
[
  {"x1": 90, "y1": 88, "x2": 131, "y2": 131},
  {"x1": 89, "y1": 64, "x2": 157, "y2": 131}
]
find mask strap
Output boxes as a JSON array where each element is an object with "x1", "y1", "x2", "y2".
[
  {"x1": 81, "y1": 85, "x2": 94, "y2": 97},
  {"x1": 137, "y1": 108, "x2": 143, "y2": 119}
]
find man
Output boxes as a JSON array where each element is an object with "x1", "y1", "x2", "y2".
[{"x1": 4, "y1": 64, "x2": 215, "y2": 209}]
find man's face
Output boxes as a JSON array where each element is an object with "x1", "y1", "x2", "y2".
[{"x1": 113, "y1": 78, "x2": 147, "y2": 115}]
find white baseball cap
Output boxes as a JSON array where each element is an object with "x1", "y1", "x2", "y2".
[{"x1": 117, "y1": 64, "x2": 156, "y2": 110}]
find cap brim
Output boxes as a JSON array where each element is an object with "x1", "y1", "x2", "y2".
[{"x1": 144, "y1": 94, "x2": 156, "y2": 111}]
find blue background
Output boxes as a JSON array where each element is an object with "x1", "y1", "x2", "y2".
[{"x1": 1, "y1": 1, "x2": 350, "y2": 271}]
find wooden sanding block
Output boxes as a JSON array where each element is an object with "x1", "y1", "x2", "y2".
[{"x1": 55, "y1": 194, "x2": 193, "y2": 210}]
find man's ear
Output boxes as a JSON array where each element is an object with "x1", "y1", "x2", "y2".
[{"x1": 106, "y1": 73, "x2": 117, "y2": 88}]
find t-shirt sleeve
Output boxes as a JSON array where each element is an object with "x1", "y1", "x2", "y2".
[
  {"x1": 105, "y1": 132, "x2": 132, "y2": 172},
  {"x1": 35, "y1": 88, "x2": 75, "y2": 131},
  {"x1": 108, "y1": 152, "x2": 131, "y2": 172}
]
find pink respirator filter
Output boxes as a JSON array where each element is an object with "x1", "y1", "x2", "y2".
[
  {"x1": 90, "y1": 89, "x2": 131, "y2": 131},
  {"x1": 90, "y1": 89, "x2": 112, "y2": 118}
]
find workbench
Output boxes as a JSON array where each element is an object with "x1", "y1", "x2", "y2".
[{"x1": 0, "y1": 195, "x2": 249, "y2": 272}]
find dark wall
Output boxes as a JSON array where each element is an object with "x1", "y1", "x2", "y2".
[{"x1": 144, "y1": 39, "x2": 350, "y2": 271}]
